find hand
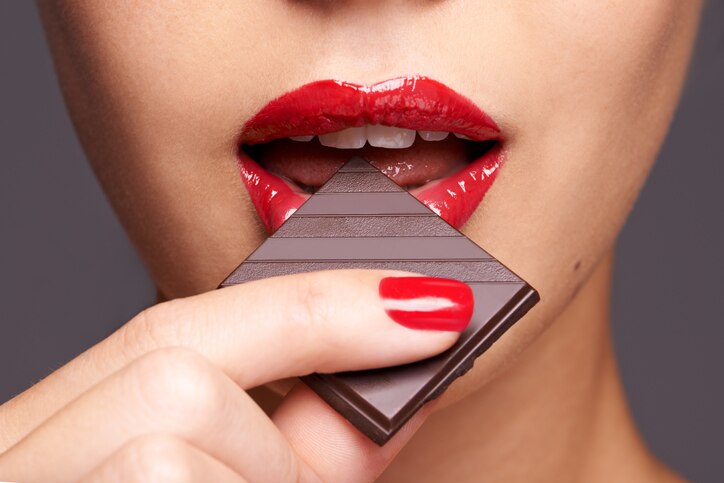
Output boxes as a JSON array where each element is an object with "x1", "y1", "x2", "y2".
[{"x1": 0, "y1": 270, "x2": 469, "y2": 482}]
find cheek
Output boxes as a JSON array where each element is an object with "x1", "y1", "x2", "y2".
[
  {"x1": 506, "y1": 0, "x2": 695, "y2": 285},
  {"x1": 450, "y1": 1, "x2": 699, "y2": 398},
  {"x1": 41, "y1": 1, "x2": 309, "y2": 296},
  {"x1": 476, "y1": 0, "x2": 696, "y2": 295},
  {"x1": 46, "y1": 0, "x2": 383, "y2": 296}
]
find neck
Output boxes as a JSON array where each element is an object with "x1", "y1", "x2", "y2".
[{"x1": 382, "y1": 251, "x2": 679, "y2": 482}]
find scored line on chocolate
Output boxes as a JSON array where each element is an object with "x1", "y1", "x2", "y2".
[{"x1": 221, "y1": 259, "x2": 522, "y2": 285}]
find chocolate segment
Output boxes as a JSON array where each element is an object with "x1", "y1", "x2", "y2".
[
  {"x1": 221, "y1": 157, "x2": 539, "y2": 445},
  {"x1": 247, "y1": 237, "x2": 489, "y2": 261},
  {"x1": 274, "y1": 216, "x2": 462, "y2": 238},
  {"x1": 295, "y1": 192, "x2": 432, "y2": 216},
  {"x1": 223, "y1": 260, "x2": 521, "y2": 285}
]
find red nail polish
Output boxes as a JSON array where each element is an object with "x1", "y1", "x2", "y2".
[{"x1": 379, "y1": 277, "x2": 474, "y2": 331}]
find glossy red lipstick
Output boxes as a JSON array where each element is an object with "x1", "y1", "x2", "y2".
[{"x1": 237, "y1": 76, "x2": 504, "y2": 232}]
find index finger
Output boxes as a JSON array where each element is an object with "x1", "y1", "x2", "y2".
[{"x1": 2, "y1": 270, "x2": 471, "y2": 448}]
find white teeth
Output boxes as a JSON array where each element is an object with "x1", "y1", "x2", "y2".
[
  {"x1": 290, "y1": 135, "x2": 314, "y2": 142},
  {"x1": 318, "y1": 126, "x2": 367, "y2": 149},
  {"x1": 290, "y1": 126, "x2": 464, "y2": 148},
  {"x1": 366, "y1": 125, "x2": 416, "y2": 149},
  {"x1": 418, "y1": 130, "x2": 449, "y2": 142}
]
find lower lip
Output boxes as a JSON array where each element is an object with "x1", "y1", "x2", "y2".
[{"x1": 238, "y1": 145, "x2": 503, "y2": 233}]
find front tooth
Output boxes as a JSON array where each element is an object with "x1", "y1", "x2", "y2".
[
  {"x1": 366, "y1": 125, "x2": 416, "y2": 149},
  {"x1": 418, "y1": 131, "x2": 449, "y2": 142},
  {"x1": 318, "y1": 127, "x2": 366, "y2": 149},
  {"x1": 290, "y1": 135, "x2": 314, "y2": 142},
  {"x1": 454, "y1": 133, "x2": 473, "y2": 140}
]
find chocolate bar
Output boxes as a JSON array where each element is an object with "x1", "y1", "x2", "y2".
[{"x1": 221, "y1": 157, "x2": 539, "y2": 445}]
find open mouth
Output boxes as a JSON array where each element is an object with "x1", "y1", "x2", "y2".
[{"x1": 237, "y1": 76, "x2": 504, "y2": 233}]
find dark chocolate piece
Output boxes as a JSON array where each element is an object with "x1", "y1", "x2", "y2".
[{"x1": 221, "y1": 157, "x2": 539, "y2": 445}]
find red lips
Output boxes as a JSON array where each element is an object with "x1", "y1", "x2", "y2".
[
  {"x1": 237, "y1": 76, "x2": 504, "y2": 233},
  {"x1": 241, "y1": 77, "x2": 500, "y2": 145}
]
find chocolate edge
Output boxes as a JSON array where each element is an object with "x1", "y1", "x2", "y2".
[{"x1": 301, "y1": 282, "x2": 540, "y2": 445}]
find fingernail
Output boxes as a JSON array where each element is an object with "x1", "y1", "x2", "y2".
[{"x1": 379, "y1": 277, "x2": 474, "y2": 331}]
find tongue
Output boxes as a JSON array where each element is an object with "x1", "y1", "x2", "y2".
[{"x1": 249, "y1": 137, "x2": 474, "y2": 189}]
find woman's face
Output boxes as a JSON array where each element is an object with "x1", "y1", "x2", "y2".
[{"x1": 39, "y1": 2, "x2": 701, "y2": 402}]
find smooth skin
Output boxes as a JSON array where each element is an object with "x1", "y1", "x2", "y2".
[{"x1": 1, "y1": 1, "x2": 704, "y2": 481}]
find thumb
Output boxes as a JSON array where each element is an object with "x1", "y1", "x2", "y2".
[{"x1": 274, "y1": 384, "x2": 436, "y2": 482}]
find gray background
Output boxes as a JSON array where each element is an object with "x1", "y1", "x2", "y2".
[{"x1": 1, "y1": 2, "x2": 722, "y2": 481}]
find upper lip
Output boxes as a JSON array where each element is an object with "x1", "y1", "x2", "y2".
[
  {"x1": 236, "y1": 76, "x2": 506, "y2": 232},
  {"x1": 238, "y1": 75, "x2": 502, "y2": 146}
]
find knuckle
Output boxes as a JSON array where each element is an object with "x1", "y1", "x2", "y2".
[
  {"x1": 126, "y1": 299, "x2": 194, "y2": 353},
  {"x1": 119, "y1": 434, "x2": 195, "y2": 483},
  {"x1": 131, "y1": 347, "x2": 223, "y2": 430},
  {"x1": 282, "y1": 453, "x2": 302, "y2": 483},
  {"x1": 289, "y1": 273, "x2": 343, "y2": 364},
  {"x1": 292, "y1": 272, "x2": 339, "y2": 333}
]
